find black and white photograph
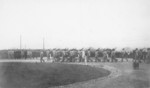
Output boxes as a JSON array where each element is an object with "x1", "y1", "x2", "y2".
[{"x1": 0, "y1": 0, "x2": 150, "y2": 88}]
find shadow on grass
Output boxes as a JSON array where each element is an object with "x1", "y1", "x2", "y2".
[{"x1": 0, "y1": 62, "x2": 110, "y2": 88}]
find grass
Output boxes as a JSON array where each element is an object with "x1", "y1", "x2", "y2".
[{"x1": 0, "y1": 62, "x2": 110, "y2": 88}]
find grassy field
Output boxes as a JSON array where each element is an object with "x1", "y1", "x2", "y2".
[{"x1": 0, "y1": 62, "x2": 110, "y2": 88}]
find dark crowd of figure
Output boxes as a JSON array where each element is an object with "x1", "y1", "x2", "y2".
[{"x1": 0, "y1": 48, "x2": 150, "y2": 64}]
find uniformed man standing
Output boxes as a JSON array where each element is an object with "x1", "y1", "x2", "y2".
[
  {"x1": 111, "y1": 49, "x2": 116, "y2": 62},
  {"x1": 133, "y1": 49, "x2": 140, "y2": 69},
  {"x1": 95, "y1": 50, "x2": 99, "y2": 62},
  {"x1": 121, "y1": 49, "x2": 128, "y2": 62},
  {"x1": 103, "y1": 50, "x2": 108, "y2": 62},
  {"x1": 142, "y1": 48, "x2": 147, "y2": 63},
  {"x1": 46, "y1": 50, "x2": 50, "y2": 61},
  {"x1": 40, "y1": 51, "x2": 45, "y2": 63},
  {"x1": 146, "y1": 48, "x2": 150, "y2": 63},
  {"x1": 82, "y1": 49, "x2": 87, "y2": 65}
]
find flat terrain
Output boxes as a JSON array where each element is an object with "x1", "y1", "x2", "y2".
[
  {"x1": 0, "y1": 62, "x2": 110, "y2": 88},
  {"x1": 0, "y1": 59, "x2": 150, "y2": 88}
]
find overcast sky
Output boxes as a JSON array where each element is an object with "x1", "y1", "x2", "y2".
[{"x1": 0, "y1": 0, "x2": 150, "y2": 49}]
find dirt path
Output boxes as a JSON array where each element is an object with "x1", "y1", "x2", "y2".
[{"x1": 52, "y1": 62, "x2": 150, "y2": 88}]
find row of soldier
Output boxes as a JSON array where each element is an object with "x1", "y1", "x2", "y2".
[{"x1": 5, "y1": 48, "x2": 150, "y2": 63}]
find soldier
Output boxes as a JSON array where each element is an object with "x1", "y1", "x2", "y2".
[
  {"x1": 133, "y1": 48, "x2": 140, "y2": 69},
  {"x1": 15, "y1": 50, "x2": 21, "y2": 59},
  {"x1": 49, "y1": 50, "x2": 53, "y2": 62},
  {"x1": 27, "y1": 50, "x2": 32, "y2": 59},
  {"x1": 111, "y1": 49, "x2": 116, "y2": 62},
  {"x1": 62, "y1": 49, "x2": 66, "y2": 62},
  {"x1": 69, "y1": 50, "x2": 74, "y2": 62},
  {"x1": 77, "y1": 50, "x2": 82, "y2": 62},
  {"x1": 40, "y1": 51, "x2": 45, "y2": 63},
  {"x1": 46, "y1": 50, "x2": 50, "y2": 61},
  {"x1": 8, "y1": 50, "x2": 14, "y2": 59},
  {"x1": 127, "y1": 51, "x2": 131, "y2": 59},
  {"x1": 146, "y1": 48, "x2": 150, "y2": 63},
  {"x1": 52, "y1": 49, "x2": 56, "y2": 62},
  {"x1": 24, "y1": 50, "x2": 27, "y2": 59},
  {"x1": 86, "y1": 49, "x2": 91, "y2": 62},
  {"x1": 135, "y1": 49, "x2": 139, "y2": 61},
  {"x1": 138, "y1": 49, "x2": 143, "y2": 63},
  {"x1": 21, "y1": 50, "x2": 24, "y2": 59},
  {"x1": 82, "y1": 49, "x2": 87, "y2": 64},
  {"x1": 121, "y1": 49, "x2": 128, "y2": 62},
  {"x1": 142, "y1": 48, "x2": 147, "y2": 63},
  {"x1": 133, "y1": 59, "x2": 139, "y2": 69},
  {"x1": 103, "y1": 50, "x2": 108, "y2": 62},
  {"x1": 95, "y1": 50, "x2": 99, "y2": 62}
]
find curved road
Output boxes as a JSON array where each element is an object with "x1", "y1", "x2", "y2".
[{"x1": 53, "y1": 62, "x2": 150, "y2": 88}]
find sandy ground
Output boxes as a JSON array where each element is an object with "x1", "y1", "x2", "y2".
[{"x1": 0, "y1": 58, "x2": 150, "y2": 88}]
